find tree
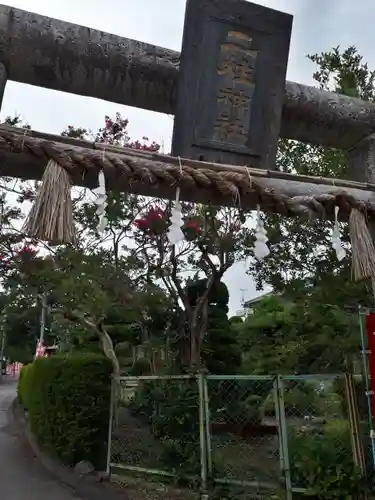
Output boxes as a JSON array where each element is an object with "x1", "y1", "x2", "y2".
[
  {"x1": 130, "y1": 202, "x2": 252, "y2": 370},
  {"x1": 236, "y1": 294, "x2": 359, "y2": 376},
  {"x1": 0, "y1": 114, "x2": 171, "y2": 374},
  {"x1": 0, "y1": 111, "x2": 253, "y2": 375},
  {"x1": 187, "y1": 279, "x2": 241, "y2": 374},
  {"x1": 248, "y1": 46, "x2": 375, "y2": 307}
]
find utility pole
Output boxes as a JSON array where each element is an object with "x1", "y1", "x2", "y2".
[
  {"x1": 34, "y1": 294, "x2": 47, "y2": 360},
  {"x1": 39, "y1": 294, "x2": 47, "y2": 346},
  {"x1": 0, "y1": 312, "x2": 6, "y2": 380},
  {"x1": 240, "y1": 289, "x2": 248, "y2": 307}
]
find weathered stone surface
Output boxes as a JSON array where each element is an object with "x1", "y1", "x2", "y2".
[
  {"x1": 172, "y1": 0, "x2": 292, "y2": 168},
  {"x1": 348, "y1": 134, "x2": 375, "y2": 183},
  {"x1": 0, "y1": 62, "x2": 7, "y2": 110},
  {"x1": 74, "y1": 460, "x2": 95, "y2": 476},
  {"x1": 0, "y1": 5, "x2": 374, "y2": 149},
  {"x1": 0, "y1": 5, "x2": 179, "y2": 115}
]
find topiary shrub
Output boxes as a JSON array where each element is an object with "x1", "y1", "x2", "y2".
[
  {"x1": 186, "y1": 279, "x2": 241, "y2": 375},
  {"x1": 129, "y1": 357, "x2": 152, "y2": 376},
  {"x1": 19, "y1": 352, "x2": 112, "y2": 469}
]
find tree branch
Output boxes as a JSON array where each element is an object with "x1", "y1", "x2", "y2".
[{"x1": 61, "y1": 309, "x2": 120, "y2": 376}]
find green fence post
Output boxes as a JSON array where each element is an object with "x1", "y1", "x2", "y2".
[
  {"x1": 198, "y1": 373, "x2": 209, "y2": 500},
  {"x1": 106, "y1": 376, "x2": 115, "y2": 478},
  {"x1": 273, "y1": 377, "x2": 284, "y2": 477},
  {"x1": 276, "y1": 375, "x2": 293, "y2": 500},
  {"x1": 203, "y1": 375, "x2": 213, "y2": 478}
]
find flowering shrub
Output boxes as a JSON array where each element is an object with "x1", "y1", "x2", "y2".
[
  {"x1": 16, "y1": 244, "x2": 38, "y2": 258},
  {"x1": 134, "y1": 206, "x2": 167, "y2": 235},
  {"x1": 0, "y1": 243, "x2": 38, "y2": 268},
  {"x1": 97, "y1": 113, "x2": 160, "y2": 152},
  {"x1": 13, "y1": 244, "x2": 39, "y2": 276},
  {"x1": 182, "y1": 217, "x2": 202, "y2": 241},
  {"x1": 134, "y1": 206, "x2": 206, "y2": 243},
  {"x1": 61, "y1": 112, "x2": 161, "y2": 152}
]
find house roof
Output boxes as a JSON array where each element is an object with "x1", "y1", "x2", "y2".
[{"x1": 244, "y1": 291, "x2": 274, "y2": 308}]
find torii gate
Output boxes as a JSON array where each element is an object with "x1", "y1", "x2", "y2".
[{"x1": 0, "y1": 1, "x2": 374, "y2": 280}]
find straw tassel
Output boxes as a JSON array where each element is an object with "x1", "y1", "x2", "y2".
[
  {"x1": 23, "y1": 159, "x2": 76, "y2": 245},
  {"x1": 349, "y1": 207, "x2": 375, "y2": 280}
]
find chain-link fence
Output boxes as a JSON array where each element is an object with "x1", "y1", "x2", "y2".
[
  {"x1": 280, "y1": 375, "x2": 355, "y2": 494},
  {"x1": 349, "y1": 374, "x2": 375, "y2": 481},
  {"x1": 205, "y1": 375, "x2": 280, "y2": 496},
  {"x1": 108, "y1": 375, "x2": 203, "y2": 484},
  {"x1": 106, "y1": 373, "x2": 366, "y2": 499}
]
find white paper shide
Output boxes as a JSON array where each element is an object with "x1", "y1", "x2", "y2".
[
  {"x1": 331, "y1": 205, "x2": 346, "y2": 261},
  {"x1": 167, "y1": 187, "x2": 184, "y2": 245},
  {"x1": 93, "y1": 170, "x2": 108, "y2": 234},
  {"x1": 253, "y1": 206, "x2": 270, "y2": 260}
]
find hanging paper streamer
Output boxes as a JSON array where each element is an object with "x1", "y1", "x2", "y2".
[
  {"x1": 167, "y1": 158, "x2": 184, "y2": 246},
  {"x1": 167, "y1": 188, "x2": 184, "y2": 245},
  {"x1": 93, "y1": 170, "x2": 108, "y2": 234},
  {"x1": 253, "y1": 205, "x2": 270, "y2": 260},
  {"x1": 332, "y1": 205, "x2": 346, "y2": 261}
]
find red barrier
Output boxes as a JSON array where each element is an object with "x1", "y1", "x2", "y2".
[
  {"x1": 366, "y1": 314, "x2": 375, "y2": 426},
  {"x1": 5, "y1": 362, "x2": 23, "y2": 376}
]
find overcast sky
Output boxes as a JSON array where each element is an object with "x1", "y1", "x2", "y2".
[{"x1": 0, "y1": 0, "x2": 374, "y2": 314}]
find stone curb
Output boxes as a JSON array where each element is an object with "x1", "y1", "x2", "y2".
[{"x1": 11, "y1": 398, "x2": 129, "y2": 500}]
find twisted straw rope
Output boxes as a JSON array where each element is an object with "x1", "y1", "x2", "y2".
[{"x1": 0, "y1": 130, "x2": 372, "y2": 221}]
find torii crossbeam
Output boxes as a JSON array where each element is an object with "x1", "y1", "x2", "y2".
[
  {"x1": 0, "y1": 125, "x2": 374, "y2": 220},
  {"x1": 0, "y1": 1, "x2": 374, "y2": 281}
]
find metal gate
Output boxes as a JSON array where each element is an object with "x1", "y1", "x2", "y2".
[{"x1": 106, "y1": 373, "x2": 361, "y2": 499}]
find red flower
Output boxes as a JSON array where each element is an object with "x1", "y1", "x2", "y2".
[
  {"x1": 147, "y1": 207, "x2": 164, "y2": 221},
  {"x1": 134, "y1": 206, "x2": 166, "y2": 232},
  {"x1": 135, "y1": 218, "x2": 148, "y2": 230},
  {"x1": 17, "y1": 244, "x2": 38, "y2": 257},
  {"x1": 186, "y1": 219, "x2": 201, "y2": 233}
]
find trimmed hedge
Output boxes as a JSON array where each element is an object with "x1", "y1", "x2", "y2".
[
  {"x1": 18, "y1": 352, "x2": 112, "y2": 469},
  {"x1": 18, "y1": 363, "x2": 32, "y2": 406}
]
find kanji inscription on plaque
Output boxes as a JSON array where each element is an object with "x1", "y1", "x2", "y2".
[
  {"x1": 213, "y1": 31, "x2": 259, "y2": 146},
  {"x1": 172, "y1": 0, "x2": 293, "y2": 169}
]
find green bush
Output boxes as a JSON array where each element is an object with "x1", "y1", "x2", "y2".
[
  {"x1": 128, "y1": 378, "x2": 201, "y2": 475},
  {"x1": 289, "y1": 420, "x2": 367, "y2": 498},
  {"x1": 129, "y1": 358, "x2": 152, "y2": 376},
  {"x1": 18, "y1": 363, "x2": 32, "y2": 407},
  {"x1": 18, "y1": 352, "x2": 112, "y2": 469}
]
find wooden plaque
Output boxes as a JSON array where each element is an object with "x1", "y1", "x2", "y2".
[{"x1": 172, "y1": 0, "x2": 293, "y2": 169}]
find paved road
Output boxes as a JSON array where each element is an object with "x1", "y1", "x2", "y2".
[{"x1": 0, "y1": 377, "x2": 83, "y2": 499}]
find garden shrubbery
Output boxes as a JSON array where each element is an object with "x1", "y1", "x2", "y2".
[
  {"x1": 18, "y1": 363, "x2": 32, "y2": 406},
  {"x1": 289, "y1": 421, "x2": 367, "y2": 498},
  {"x1": 18, "y1": 352, "x2": 112, "y2": 469},
  {"x1": 128, "y1": 378, "x2": 201, "y2": 476}
]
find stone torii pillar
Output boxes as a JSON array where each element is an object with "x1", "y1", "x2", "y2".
[
  {"x1": 348, "y1": 137, "x2": 375, "y2": 295},
  {"x1": 0, "y1": 63, "x2": 7, "y2": 111}
]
